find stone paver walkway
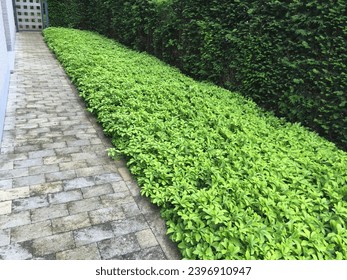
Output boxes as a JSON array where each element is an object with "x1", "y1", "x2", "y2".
[{"x1": 0, "y1": 32, "x2": 180, "y2": 260}]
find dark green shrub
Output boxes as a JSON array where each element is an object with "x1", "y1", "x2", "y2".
[
  {"x1": 46, "y1": 1, "x2": 347, "y2": 150},
  {"x1": 46, "y1": 0, "x2": 83, "y2": 28}
]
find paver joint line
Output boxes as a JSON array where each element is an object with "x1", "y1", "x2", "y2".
[{"x1": 0, "y1": 33, "x2": 180, "y2": 260}]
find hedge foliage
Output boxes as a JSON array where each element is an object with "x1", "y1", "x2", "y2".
[
  {"x1": 47, "y1": 0, "x2": 347, "y2": 150},
  {"x1": 43, "y1": 27, "x2": 347, "y2": 260}
]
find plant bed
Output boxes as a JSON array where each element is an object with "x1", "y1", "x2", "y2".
[{"x1": 43, "y1": 27, "x2": 347, "y2": 260}]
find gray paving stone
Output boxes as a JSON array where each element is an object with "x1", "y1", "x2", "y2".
[
  {"x1": 14, "y1": 144, "x2": 41, "y2": 153},
  {"x1": 112, "y1": 181, "x2": 129, "y2": 193},
  {"x1": 67, "y1": 139, "x2": 91, "y2": 147},
  {"x1": 81, "y1": 183, "x2": 114, "y2": 199},
  {"x1": 16, "y1": 123, "x2": 38, "y2": 129},
  {"x1": 74, "y1": 223, "x2": 114, "y2": 247},
  {"x1": 81, "y1": 144, "x2": 107, "y2": 154},
  {"x1": 0, "y1": 211, "x2": 31, "y2": 229},
  {"x1": 111, "y1": 215, "x2": 149, "y2": 237},
  {"x1": 54, "y1": 147, "x2": 82, "y2": 156},
  {"x1": 0, "y1": 229, "x2": 10, "y2": 246},
  {"x1": 63, "y1": 177, "x2": 95, "y2": 191},
  {"x1": 21, "y1": 139, "x2": 53, "y2": 148},
  {"x1": 0, "y1": 168, "x2": 29, "y2": 180},
  {"x1": 90, "y1": 138, "x2": 103, "y2": 145},
  {"x1": 0, "y1": 161, "x2": 13, "y2": 171},
  {"x1": 32, "y1": 253, "x2": 57, "y2": 260},
  {"x1": 68, "y1": 197, "x2": 103, "y2": 215},
  {"x1": 102, "y1": 164, "x2": 119, "y2": 173},
  {"x1": 75, "y1": 133, "x2": 97, "y2": 140},
  {"x1": 71, "y1": 152, "x2": 98, "y2": 162},
  {"x1": 28, "y1": 149, "x2": 56, "y2": 159},
  {"x1": 31, "y1": 204, "x2": 69, "y2": 222},
  {"x1": 0, "y1": 148, "x2": 15, "y2": 156},
  {"x1": 11, "y1": 221, "x2": 52, "y2": 242},
  {"x1": 13, "y1": 174, "x2": 45, "y2": 187},
  {"x1": 29, "y1": 164, "x2": 59, "y2": 175},
  {"x1": 30, "y1": 181, "x2": 63, "y2": 196},
  {"x1": 41, "y1": 141, "x2": 67, "y2": 150},
  {"x1": 52, "y1": 212, "x2": 91, "y2": 234},
  {"x1": 0, "y1": 187, "x2": 30, "y2": 201},
  {"x1": 86, "y1": 157, "x2": 113, "y2": 167},
  {"x1": 98, "y1": 233, "x2": 141, "y2": 260},
  {"x1": 45, "y1": 170, "x2": 76, "y2": 182},
  {"x1": 28, "y1": 117, "x2": 49, "y2": 124},
  {"x1": 32, "y1": 232, "x2": 75, "y2": 256},
  {"x1": 59, "y1": 161, "x2": 88, "y2": 171},
  {"x1": 27, "y1": 128, "x2": 51, "y2": 136},
  {"x1": 0, "y1": 179, "x2": 12, "y2": 189},
  {"x1": 61, "y1": 120, "x2": 85, "y2": 127},
  {"x1": 122, "y1": 202, "x2": 142, "y2": 218},
  {"x1": 43, "y1": 155, "x2": 72, "y2": 165},
  {"x1": 48, "y1": 190, "x2": 83, "y2": 204},
  {"x1": 135, "y1": 229, "x2": 159, "y2": 249},
  {"x1": 12, "y1": 195, "x2": 49, "y2": 212},
  {"x1": 0, "y1": 201, "x2": 12, "y2": 215},
  {"x1": 52, "y1": 135, "x2": 78, "y2": 143},
  {"x1": 56, "y1": 243, "x2": 101, "y2": 260},
  {"x1": 101, "y1": 192, "x2": 134, "y2": 207},
  {"x1": 94, "y1": 173, "x2": 122, "y2": 184},
  {"x1": 19, "y1": 138, "x2": 52, "y2": 147},
  {"x1": 0, "y1": 242, "x2": 33, "y2": 260},
  {"x1": 0, "y1": 152, "x2": 27, "y2": 162},
  {"x1": 75, "y1": 166, "x2": 107, "y2": 177},
  {"x1": 89, "y1": 207, "x2": 126, "y2": 225},
  {"x1": 114, "y1": 246, "x2": 166, "y2": 260}
]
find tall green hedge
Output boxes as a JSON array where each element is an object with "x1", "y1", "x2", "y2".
[{"x1": 47, "y1": 0, "x2": 347, "y2": 150}]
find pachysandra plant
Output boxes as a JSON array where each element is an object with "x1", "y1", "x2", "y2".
[{"x1": 44, "y1": 27, "x2": 347, "y2": 260}]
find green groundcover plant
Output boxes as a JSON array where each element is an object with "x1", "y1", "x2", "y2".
[{"x1": 43, "y1": 27, "x2": 347, "y2": 260}]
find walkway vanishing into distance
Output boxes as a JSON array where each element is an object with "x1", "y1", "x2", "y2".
[{"x1": 0, "y1": 32, "x2": 180, "y2": 260}]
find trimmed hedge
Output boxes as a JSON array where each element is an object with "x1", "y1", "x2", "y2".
[
  {"x1": 47, "y1": 0, "x2": 347, "y2": 151},
  {"x1": 43, "y1": 27, "x2": 347, "y2": 260},
  {"x1": 45, "y1": 0, "x2": 82, "y2": 28}
]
